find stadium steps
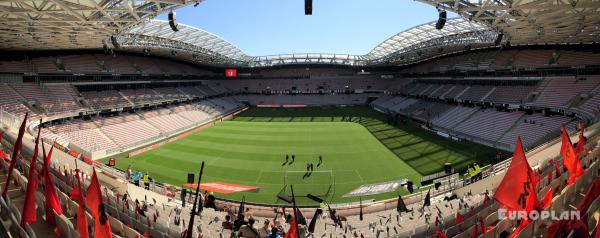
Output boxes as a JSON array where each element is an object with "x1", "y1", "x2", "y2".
[
  {"x1": 150, "y1": 89, "x2": 165, "y2": 100},
  {"x1": 176, "y1": 88, "x2": 196, "y2": 100},
  {"x1": 568, "y1": 93, "x2": 589, "y2": 108},
  {"x1": 523, "y1": 79, "x2": 549, "y2": 104},
  {"x1": 418, "y1": 85, "x2": 434, "y2": 95},
  {"x1": 193, "y1": 86, "x2": 210, "y2": 97},
  {"x1": 479, "y1": 87, "x2": 496, "y2": 102},
  {"x1": 453, "y1": 86, "x2": 471, "y2": 101},
  {"x1": 427, "y1": 85, "x2": 444, "y2": 97},
  {"x1": 117, "y1": 91, "x2": 135, "y2": 106},
  {"x1": 495, "y1": 112, "x2": 528, "y2": 146},
  {"x1": 5, "y1": 84, "x2": 28, "y2": 103},
  {"x1": 448, "y1": 107, "x2": 480, "y2": 130},
  {"x1": 573, "y1": 83, "x2": 600, "y2": 109},
  {"x1": 438, "y1": 85, "x2": 456, "y2": 99},
  {"x1": 7, "y1": 84, "x2": 46, "y2": 115},
  {"x1": 137, "y1": 111, "x2": 169, "y2": 134},
  {"x1": 91, "y1": 120, "x2": 122, "y2": 147}
]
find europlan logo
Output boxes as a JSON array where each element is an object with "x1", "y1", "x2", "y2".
[{"x1": 498, "y1": 209, "x2": 581, "y2": 221}]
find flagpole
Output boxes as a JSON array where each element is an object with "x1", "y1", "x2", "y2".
[
  {"x1": 186, "y1": 161, "x2": 205, "y2": 238},
  {"x1": 290, "y1": 184, "x2": 299, "y2": 238}
]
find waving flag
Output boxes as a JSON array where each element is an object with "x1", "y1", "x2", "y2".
[
  {"x1": 72, "y1": 170, "x2": 89, "y2": 238},
  {"x1": 561, "y1": 127, "x2": 584, "y2": 185},
  {"x1": 21, "y1": 122, "x2": 41, "y2": 225},
  {"x1": 494, "y1": 137, "x2": 538, "y2": 212},
  {"x1": 86, "y1": 169, "x2": 102, "y2": 217},
  {"x1": 575, "y1": 122, "x2": 587, "y2": 155},
  {"x1": 42, "y1": 142, "x2": 63, "y2": 226},
  {"x1": 284, "y1": 185, "x2": 299, "y2": 238},
  {"x1": 3, "y1": 113, "x2": 27, "y2": 199}
]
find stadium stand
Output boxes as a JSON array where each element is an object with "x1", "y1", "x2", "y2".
[
  {"x1": 0, "y1": 84, "x2": 33, "y2": 116},
  {"x1": 532, "y1": 76, "x2": 600, "y2": 108},
  {"x1": 1, "y1": 123, "x2": 598, "y2": 238}
]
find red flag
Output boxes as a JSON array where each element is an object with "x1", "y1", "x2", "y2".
[
  {"x1": 483, "y1": 192, "x2": 490, "y2": 207},
  {"x1": 93, "y1": 203, "x2": 113, "y2": 238},
  {"x1": 510, "y1": 218, "x2": 532, "y2": 238},
  {"x1": 472, "y1": 223, "x2": 479, "y2": 238},
  {"x1": 494, "y1": 137, "x2": 538, "y2": 212},
  {"x1": 86, "y1": 169, "x2": 102, "y2": 217},
  {"x1": 555, "y1": 159, "x2": 561, "y2": 178},
  {"x1": 73, "y1": 170, "x2": 89, "y2": 238},
  {"x1": 560, "y1": 127, "x2": 584, "y2": 185},
  {"x1": 0, "y1": 132, "x2": 7, "y2": 159},
  {"x1": 284, "y1": 185, "x2": 299, "y2": 238},
  {"x1": 21, "y1": 124, "x2": 41, "y2": 225},
  {"x1": 575, "y1": 123, "x2": 586, "y2": 155},
  {"x1": 3, "y1": 113, "x2": 27, "y2": 198},
  {"x1": 42, "y1": 142, "x2": 63, "y2": 226},
  {"x1": 284, "y1": 216, "x2": 298, "y2": 238},
  {"x1": 546, "y1": 219, "x2": 590, "y2": 238},
  {"x1": 455, "y1": 211, "x2": 464, "y2": 225}
]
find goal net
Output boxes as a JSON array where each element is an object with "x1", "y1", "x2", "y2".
[{"x1": 283, "y1": 170, "x2": 334, "y2": 199}]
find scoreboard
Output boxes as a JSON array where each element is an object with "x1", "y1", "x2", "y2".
[{"x1": 225, "y1": 69, "x2": 237, "y2": 77}]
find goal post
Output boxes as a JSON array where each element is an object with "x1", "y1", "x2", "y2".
[{"x1": 282, "y1": 170, "x2": 334, "y2": 199}]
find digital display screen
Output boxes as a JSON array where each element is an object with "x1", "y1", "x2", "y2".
[{"x1": 225, "y1": 69, "x2": 237, "y2": 77}]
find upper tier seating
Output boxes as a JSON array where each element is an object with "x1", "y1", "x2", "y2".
[
  {"x1": 60, "y1": 55, "x2": 100, "y2": 73},
  {"x1": 533, "y1": 76, "x2": 600, "y2": 108},
  {"x1": 483, "y1": 85, "x2": 534, "y2": 104},
  {"x1": 81, "y1": 90, "x2": 132, "y2": 109},
  {"x1": 457, "y1": 85, "x2": 495, "y2": 102},
  {"x1": 453, "y1": 109, "x2": 524, "y2": 142},
  {"x1": 0, "y1": 84, "x2": 31, "y2": 116}
]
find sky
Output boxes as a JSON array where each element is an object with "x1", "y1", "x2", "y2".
[{"x1": 157, "y1": 0, "x2": 458, "y2": 56}]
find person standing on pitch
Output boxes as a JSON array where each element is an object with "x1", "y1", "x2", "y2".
[
  {"x1": 318, "y1": 155, "x2": 323, "y2": 167},
  {"x1": 291, "y1": 154, "x2": 295, "y2": 164},
  {"x1": 282, "y1": 155, "x2": 289, "y2": 166}
]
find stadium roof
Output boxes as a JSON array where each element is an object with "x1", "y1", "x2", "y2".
[
  {"x1": 0, "y1": 0, "x2": 191, "y2": 49},
  {"x1": 1, "y1": 0, "x2": 599, "y2": 67},
  {"x1": 417, "y1": 0, "x2": 600, "y2": 45},
  {"x1": 115, "y1": 18, "x2": 497, "y2": 67}
]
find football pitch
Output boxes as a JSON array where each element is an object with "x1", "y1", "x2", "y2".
[{"x1": 110, "y1": 106, "x2": 500, "y2": 205}]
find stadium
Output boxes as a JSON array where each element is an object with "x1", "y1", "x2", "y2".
[{"x1": 0, "y1": 0, "x2": 599, "y2": 237}]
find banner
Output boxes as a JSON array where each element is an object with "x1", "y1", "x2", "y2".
[
  {"x1": 183, "y1": 182, "x2": 259, "y2": 194},
  {"x1": 343, "y1": 179, "x2": 406, "y2": 197}
]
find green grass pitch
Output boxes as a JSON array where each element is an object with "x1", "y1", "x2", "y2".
[{"x1": 109, "y1": 106, "x2": 501, "y2": 205}]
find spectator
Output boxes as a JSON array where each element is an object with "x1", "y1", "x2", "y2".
[
  {"x1": 244, "y1": 208, "x2": 253, "y2": 221},
  {"x1": 238, "y1": 218, "x2": 258, "y2": 238},
  {"x1": 222, "y1": 214, "x2": 233, "y2": 230},
  {"x1": 181, "y1": 189, "x2": 187, "y2": 207},
  {"x1": 267, "y1": 227, "x2": 281, "y2": 238},
  {"x1": 258, "y1": 220, "x2": 271, "y2": 238},
  {"x1": 132, "y1": 171, "x2": 142, "y2": 187},
  {"x1": 126, "y1": 165, "x2": 132, "y2": 181},
  {"x1": 206, "y1": 192, "x2": 216, "y2": 209},
  {"x1": 143, "y1": 171, "x2": 150, "y2": 190}
]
